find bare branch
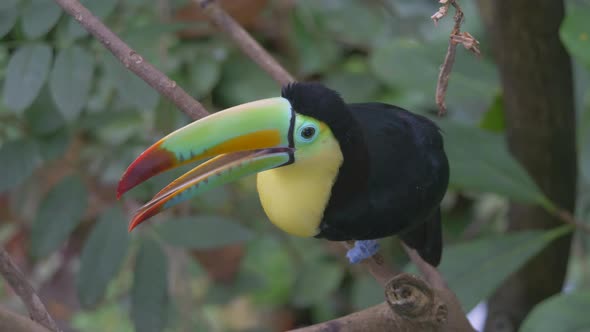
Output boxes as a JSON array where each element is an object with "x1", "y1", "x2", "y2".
[
  {"x1": 53, "y1": 0, "x2": 209, "y2": 121},
  {"x1": 0, "y1": 249, "x2": 61, "y2": 332},
  {"x1": 196, "y1": 0, "x2": 295, "y2": 86},
  {"x1": 432, "y1": 0, "x2": 481, "y2": 115},
  {"x1": 554, "y1": 209, "x2": 590, "y2": 234},
  {"x1": 0, "y1": 307, "x2": 53, "y2": 332},
  {"x1": 291, "y1": 273, "x2": 475, "y2": 332},
  {"x1": 402, "y1": 243, "x2": 447, "y2": 289}
]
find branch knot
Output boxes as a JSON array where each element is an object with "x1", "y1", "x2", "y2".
[{"x1": 385, "y1": 273, "x2": 448, "y2": 325}]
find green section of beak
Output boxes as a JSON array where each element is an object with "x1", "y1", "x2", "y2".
[
  {"x1": 118, "y1": 97, "x2": 294, "y2": 197},
  {"x1": 160, "y1": 97, "x2": 293, "y2": 161},
  {"x1": 128, "y1": 149, "x2": 292, "y2": 230}
]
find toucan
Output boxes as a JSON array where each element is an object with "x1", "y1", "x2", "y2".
[{"x1": 117, "y1": 82, "x2": 449, "y2": 266}]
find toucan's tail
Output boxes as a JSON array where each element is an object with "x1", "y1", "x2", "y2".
[{"x1": 400, "y1": 208, "x2": 442, "y2": 267}]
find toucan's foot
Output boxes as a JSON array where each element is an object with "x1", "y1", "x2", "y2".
[{"x1": 346, "y1": 240, "x2": 380, "y2": 264}]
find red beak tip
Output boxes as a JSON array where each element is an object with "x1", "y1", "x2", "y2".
[
  {"x1": 116, "y1": 181, "x2": 129, "y2": 199},
  {"x1": 128, "y1": 222, "x2": 138, "y2": 232}
]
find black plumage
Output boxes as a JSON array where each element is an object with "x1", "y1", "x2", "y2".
[{"x1": 282, "y1": 83, "x2": 449, "y2": 266}]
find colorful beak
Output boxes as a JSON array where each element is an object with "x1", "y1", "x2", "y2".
[{"x1": 117, "y1": 97, "x2": 295, "y2": 230}]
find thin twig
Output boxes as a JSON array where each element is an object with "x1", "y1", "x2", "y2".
[
  {"x1": 432, "y1": 0, "x2": 480, "y2": 116},
  {"x1": 554, "y1": 209, "x2": 590, "y2": 234},
  {"x1": 53, "y1": 0, "x2": 208, "y2": 121},
  {"x1": 196, "y1": 0, "x2": 295, "y2": 86},
  {"x1": 0, "y1": 249, "x2": 61, "y2": 332}
]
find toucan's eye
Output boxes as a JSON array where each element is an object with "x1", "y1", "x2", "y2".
[
  {"x1": 302, "y1": 127, "x2": 315, "y2": 139},
  {"x1": 297, "y1": 123, "x2": 319, "y2": 143}
]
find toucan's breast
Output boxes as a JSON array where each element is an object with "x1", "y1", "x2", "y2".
[{"x1": 256, "y1": 130, "x2": 343, "y2": 237}]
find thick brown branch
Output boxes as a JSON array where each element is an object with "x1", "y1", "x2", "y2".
[
  {"x1": 196, "y1": 0, "x2": 295, "y2": 86},
  {"x1": 291, "y1": 273, "x2": 474, "y2": 332},
  {"x1": 0, "y1": 249, "x2": 60, "y2": 332},
  {"x1": 0, "y1": 307, "x2": 53, "y2": 332},
  {"x1": 402, "y1": 244, "x2": 447, "y2": 289},
  {"x1": 53, "y1": 0, "x2": 208, "y2": 121}
]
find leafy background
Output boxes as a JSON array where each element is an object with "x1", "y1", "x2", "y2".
[{"x1": 0, "y1": 0, "x2": 589, "y2": 331}]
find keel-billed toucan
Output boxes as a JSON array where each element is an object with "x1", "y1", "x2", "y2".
[{"x1": 117, "y1": 82, "x2": 449, "y2": 266}]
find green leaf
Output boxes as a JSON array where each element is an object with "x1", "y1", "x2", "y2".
[
  {"x1": 93, "y1": 110, "x2": 144, "y2": 145},
  {"x1": 479, "y1": 94, "x2": 505, "y2": 133},
  {"x1": 436, "y1": 227, "x2": 571, "y2": 311},
  {"x1": 243, "y1": 237, "x2": 295, "y2": 304},
  {"x1": 215, "y1": 54, "x2": 278, "y2": 107},
  {"x1": 292, "y1": 261, "x2": 344, "y2": 307},
  {"x1": 204, "y1": 270, "x2": 265, "y2": 304},
  {"x1": 0, "y1": 139, "x2": 40, "y2": 192},
  {"x1": 24, "y1": 87, "x2": 65, "y2": 136},
  {"x1": 0, "y1": 6, "x2": 18, "y2": 39},
  {"x1": 440, "y1": 121, "x2": 548, "y2": 205},
  {"x1": 103, "y1": 53, "x2": 159, "y2": 111},
  {"x1": 131, "y1": 239, "x2": 168, "y2": 332},
  {"x1": 67, "y1": 0, "x2": 118, "y2": 39},
  {"x1": 300, "y1": 0, "x2": 388, "y2": 48},
  {"x1": 0, "y1": 0, "x2": 18, "y2": 11},
  {"x1": 520, "y1": 291, "x2": 590, "y2": 332},
  {"x1": 156, "y1": 216, "x2": 252, "y2": 249},
  {"x1": 77, "y1": 206, "x2": 129, "y2": 308},
  {"x1": 21, "y1": 0, "x2": 61, "y2": 39},
  {"x1": 79, "y1": 110, "x2": 145, "y2": 146},
  {"x1": 561, "y1": 6, "x2": 590, "y2": 69},
  {"x1": 580, "y1": 106, "x2": 590, "y2": 182},
  {"x1": 189, "y1": 57, "x2": 221, "y2": 99},
  {"x1": 323, "y1": 71, "x2": 380, "y2": 103},
  {"x1": 290, "y1": 6, "x2": 340, "y2": 76},
  {"x1": 36, "y1": 129, "x2": 70, "y2": 161},
  {"x1": 49, "y1": 46, "x2": 94, "y2": 121},
  {"x1": 2, "y1": 43, "x2": 53, "y2": 113},
  {"x1": 30, "y1": 175, "x2": 88, "y2": 258}
]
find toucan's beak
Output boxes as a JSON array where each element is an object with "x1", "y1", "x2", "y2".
[{"x1": 117, "y1": 97, "x2": 294, "y2": 231}]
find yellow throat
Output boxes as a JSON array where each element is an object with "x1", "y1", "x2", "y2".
[{"x1": 256, "y1": 126, "x2": 343, "y2": 237}]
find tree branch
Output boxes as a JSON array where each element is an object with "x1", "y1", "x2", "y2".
[
  {"x1": 53, "y1": 0, "x2": 208, "y2": 121},
  {"x1": 195, "y1": 0, "x2": 295, "y2": 86},
  {"x1": 402, "y1": 244, "x2": 447, "y2": 290},
  {"x1": 431, "y1": 0, "x2": 480, "y2": 116},
  {"x1": 0, "y1": 307, "x2": 53, "y2": 332},
  {"x1": 553, "y1": 208, "x2": 590, "y2": 234},
  {"x1": 0, "y1": 249, "x2": 60, "y2": 332},
  {"x1": 291, "y1": 273, "x2": 474, "y2": 332}
]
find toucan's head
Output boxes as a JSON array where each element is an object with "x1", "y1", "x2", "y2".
[{"x1": 118, "y1": 82, "x2": 357, "y2": 232}]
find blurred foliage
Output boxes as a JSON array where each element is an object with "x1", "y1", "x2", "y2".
[{"x1": 0, "y1": 0, "x2": 589, "y2": 331}]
